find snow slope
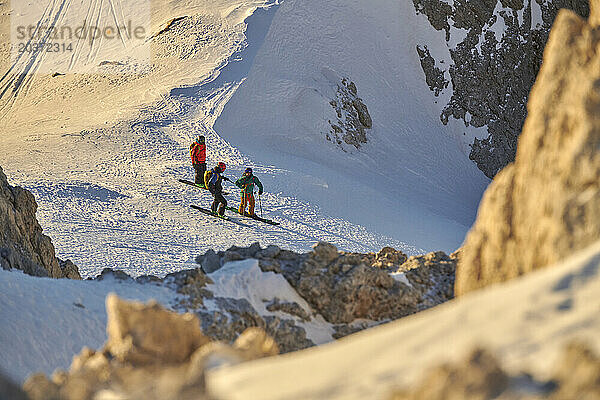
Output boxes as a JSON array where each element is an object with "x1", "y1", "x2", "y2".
[
  {"x1": 215, "y1": 0, "x2": 490, "y2": 249},
  {"x1": 0, "y1": 270, "x2": 178, "y2": 383},
  {"x1": 207, "y1": 240, "x2": 600, "y2": 400},
  {"x1": 0, "y1": 1, "x2": 425, "y2": 278},
  {"x1": 1, "y1": 0, "x2": 485, "y2": 278}
]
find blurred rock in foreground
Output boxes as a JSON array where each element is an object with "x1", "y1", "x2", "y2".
[
  {"x1": 24, "y1": 294, "x2": 277, "y2": 400},
  {"x1": 457, "y1": 4, "x2": 600, "y2": 295}
]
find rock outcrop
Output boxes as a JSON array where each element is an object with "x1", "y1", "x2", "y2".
[
  {"x1": 326, "y1": 77, "x2": 373, "y2": 151},
  {"x1": 96, "y1": 241, "x2": 456, "y2": 352},
  {"x1": 390, "y1": 342, "x2": 600, "y2": 400},
  {"x1": 91, "y1": 266, "x2": 315, "y2": 354},
  {"x1": 200, "y1": 241, "x2": 456, "y2": 327},
  {"x1": 23, "y1": 295, "x2": 278, "y2": 400},
  {"x1": 0, "y1": 167, "x2": 81, "y2": 279},
  {"x1": 413, "y1": 0, "x2": 589, "y2": 178},
  {"x1": 456, "y1": 5, "x2": 600, "y2": 295}
]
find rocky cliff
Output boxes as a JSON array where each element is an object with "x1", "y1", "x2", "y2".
[
  {"x1": 456, "y1": 2, "x2": 600, "y2": 295},
  {"x1": 0, "y1": 167, "x2": 80, "y2": 279},
  {"x1": 413, "y1": 0, "x2": 589, "y2": 178}
]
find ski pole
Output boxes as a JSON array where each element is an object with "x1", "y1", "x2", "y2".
[{"x1": 258, "y1": 192, "x2": 263, "y2": 218}]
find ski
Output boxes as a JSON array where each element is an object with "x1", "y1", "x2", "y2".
[
  {"x1": 179, "y1": 179, "x2": 229, "y2": 195},
  {"x1": 190, "y1": 205, "x2": 249, "y2": 227},
  {"x1": 224, "y1": 206, "x2": 280, "y2": 226}
]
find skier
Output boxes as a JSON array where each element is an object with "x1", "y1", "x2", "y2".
[
  {"x1": 190, "y1": 135, "x2": 206, "y2": 185},
  {"x1": 204, "y1": 162, "x2": 230, "y2": 216},
  {"x1": 235, "y1": 167, "x2": 263, "y2": 217}
]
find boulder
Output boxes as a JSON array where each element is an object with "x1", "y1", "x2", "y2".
[
  {"x1": 24, "y1": 295, "x2": 279, "y2": 400},
  {"x1": 373, "y1": 247, "x2": 408, "y2": 271},
  {"x1": 196, "y1": 249, "x2": 221, "y2": 273},
  {"x1": 311, "y1": 241, "x2": 339, "y2": 264},
  {"x1": 456, "y1": 6, "x2": 600, "y2": 295},
  {"x1": 105, "y1": 294, "x2": 209, "y2": 365},
  {"x1": 196, "y1": 297, "x2": 314, "y2": 354}
]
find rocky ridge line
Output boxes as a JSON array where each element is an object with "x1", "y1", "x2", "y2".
[{"x1": 95, "y1": 242, "x2": 457, "y2": 353}]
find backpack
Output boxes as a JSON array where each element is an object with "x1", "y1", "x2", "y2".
[{"x1": 205, "y1": 169, "x2": 219, "y2": 189}]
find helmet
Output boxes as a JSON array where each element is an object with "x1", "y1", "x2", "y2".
[
  {"x1": 196, "y1": 135, "x2": 205, "y2": 144},
  {"x1": 244, "y1": 167, "x2": 253, "y2": 175},
  {"x1": 218, "y1": 162, "x2": 226, "y2": 172}
]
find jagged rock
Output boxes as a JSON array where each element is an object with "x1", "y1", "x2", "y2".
[
  {"x1": 412, "y1": 0, "x2": 589, "y2": 178},
  {"x1": 416, "y1": 45, "x2": 449, "y2": 97},
  {"x1": 258, "y1": 258, "x2": 282, "y2": 273},
  {"x1": 58, "y1": 259, "x2": 81, "y2": 280},
  {"x1": 24, "y1": 296, "x2": 279, "y2": 400},
  {"x1": 326, "y1": 77, "x2": 372, "y2": 151},
  {"x1": 263, "y1": 316, "x2": 314, "y2": 353},
  {"x1": 196, "y1": 297, "x2": 314, "y2": 354},
  {"x1": 227, "y1": 242, "x2": 262, "y2": 258},
  {"x1": 373, "y1": 247, "x2": 408, "y2": 272},
  {"x1": 266, "y1": 298, "x2": 311, "y2": 322},
  {"x1": 186, "y1": 242, "x2": 455, "y2": 346},
  {"x1": 135, "y1": 274, "x2": 162, "y2": 284},
  {"x1": 400, "y1": 252, "x2": 456, "y2": 310},
  {"x1": 456, "y1": 7, "x2": 600, "y2": 295},
  {"x1": 197, "y1": 297, "x2": 266, "y2": 345},
  {"x1": 93, "y1": 267, "x2": 133, "y2": 281},
  {"x1": 222, "y1": 250, "x2": 244, "y2": 264},
  {"x1": 105, "y1": 294, "x2": 210, "y2": 365},
  {"x1": 166, "y1": 268, "x2": 214, "y2": 309},
  {"x1": 195, "y1": 249, "x2": 221, "y2": 273},
  {"x1": 257, "y1": 244, "x2": 281, "y2": 259},
  {"x1": 0, "y1": 166, "x2": 81, "y2": 279},
  {"x1": 277, "y1": 247, "x2": 454, "y2": 324},
  {"x1": 286, "y1": 253, "x2": 416, "y2": 324},
  {"x1": 311, "y1": 241, "x2": 339, "y2": 264}
]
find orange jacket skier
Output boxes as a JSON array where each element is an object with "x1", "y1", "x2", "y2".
[{"x1": 190, "y1": 136, "x2": 206, "y2": 185}]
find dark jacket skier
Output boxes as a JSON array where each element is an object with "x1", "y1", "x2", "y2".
[
  {"x1": 190, "y1": 136, "x2": 206, "y2": 185},
  {"x1": 204, "y1": 162, "x2": 229, "y2": 216}
]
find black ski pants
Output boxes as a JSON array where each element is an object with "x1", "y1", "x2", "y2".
[
  {"x1": 211, "y1": 191, "x2": 227, "y2": 216},
  {"x1": 193, "y1": 163, "x2": 206, "y2": 184}
]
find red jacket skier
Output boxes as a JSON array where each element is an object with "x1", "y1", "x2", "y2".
[{"x1": 190, "y1": 135, "x2": 206, "y2": 185}]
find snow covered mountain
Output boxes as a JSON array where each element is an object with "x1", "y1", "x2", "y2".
[
  {"x1": 215, "y1": 0, "x2": 490, "y2": 249},
  {"x1": 0, "y1": 0, "x2": 494, "y2": 277}
]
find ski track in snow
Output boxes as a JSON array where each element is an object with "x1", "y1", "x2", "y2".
[{"x1": 1, "y1": 3, "x2": 423, "y2": 278}]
